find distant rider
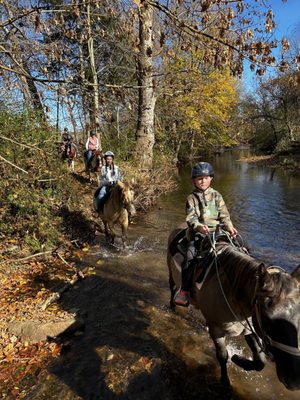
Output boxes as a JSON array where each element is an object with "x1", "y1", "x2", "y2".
[
  {"x1": 84, "y1": 130, "x2": 99, "y2": 166},
  {"x1": 96, "y1": 151, "x2": 122, "y2": 210},
  {"x1": 61, "y1": 128, "x2": 78, "y2": 157}
]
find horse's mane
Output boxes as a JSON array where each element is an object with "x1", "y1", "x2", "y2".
[
  {"x1": 217, "y1": 246, "x2": 296, "y2": 304},
  {"x1": 216, "y1": 246, "x2": 261, "y2": 300},
  {"x1": 110, "y1": 181, "x2": 131, "y2": 203}
]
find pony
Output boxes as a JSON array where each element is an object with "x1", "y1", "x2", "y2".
[
  {"x1": 96, "y1": 181, "x2": 135, "y2": 248},
  {"x1": 167, "y1": 228, "x2": 300, "y2": 391},
  {"x1": 61, "y1": 142, "x2": 77, "y2": 173},
  {"x1": 84, "y1": 150, "x2": 102, "y2": 184}
]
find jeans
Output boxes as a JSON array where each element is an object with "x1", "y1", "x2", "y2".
[
  {"x1": 96, "y1": 185, "x2": 110, "y2": 209},
  {"x1": 85, "y1": 150, "x2": 93, "y2": 165}
]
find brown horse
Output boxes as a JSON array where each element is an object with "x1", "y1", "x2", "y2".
[
  {"x1": 61, "y1": 142, "x2": 77, "y2": 173},
  {"x1": 168, "y1": 228, "x2": 300, "y2": 391},
  {"x1": 98, "y1": 181, "x2": 135, "y2": 248},
  {"x1": 84, "y1": 150, "x2": 102, "y2": 184}
]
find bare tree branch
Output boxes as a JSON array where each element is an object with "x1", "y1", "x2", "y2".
[
  {"x1": 0, "y1": 135, "x2": 43, "y2": 151},
  {"x1": 0, "y1": 154, "x2": 29, "y2": 174}
]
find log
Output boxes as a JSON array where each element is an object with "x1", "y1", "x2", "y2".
[{"x1": 41, "y1": 270, "x2": 84, "y2": 311}]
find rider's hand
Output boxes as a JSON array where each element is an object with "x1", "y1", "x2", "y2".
[
  {"x1": 196, "y1": 225, "x2": 210, "y2": 235},
  {"x1": 228, "y1": 227, "x2": 238, "y2": 238}
]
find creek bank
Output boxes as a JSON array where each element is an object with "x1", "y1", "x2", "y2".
[{"x1": 236, "y1": 153, "x2": 300, "y2": 172}]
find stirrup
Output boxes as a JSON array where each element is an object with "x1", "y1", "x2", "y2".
[{"x1": 174, "y1": 289, "x2": 189, "y2": 307}]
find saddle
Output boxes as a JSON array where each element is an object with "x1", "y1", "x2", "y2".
[{"x1": 170, "y1": 229, "x2": 248, "y2": 285}]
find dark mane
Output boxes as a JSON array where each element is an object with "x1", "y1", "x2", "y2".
[
  {"x1": 217, "y1": 246, "x2": 296, "y2": 304},
  {"x1": 216, "y1": 246, "x2": 261, "y2": 301}
]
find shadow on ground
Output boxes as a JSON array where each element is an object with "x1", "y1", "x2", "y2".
[
  {"x1": 60, "y1": 206, "x2": 102, "y2": 246},
  {"x1": 26, "y1": 267, "x2": 251, "y2": 400}
]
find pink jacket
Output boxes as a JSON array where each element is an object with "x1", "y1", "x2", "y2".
[{"x1": 85, "y1": 136, "x2": 99, "y2": 151}]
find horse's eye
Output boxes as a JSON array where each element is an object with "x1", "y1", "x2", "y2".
[{"x1": 265, "y1": 297, "x2": 273, "y2": 307}]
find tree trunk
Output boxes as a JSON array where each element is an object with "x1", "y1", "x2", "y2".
[
  {"x1": 189, "y1": 130, "x2": 195, "y2": 159},
  {"x1": 66, "y1": 96, "x2": 78, "y2": 142},
  {"x1": 172, "y1": 121, "x2": 182, "y2": 163},
  {"x1": 133, "y1": 1, "x2": 156, "y2": 170},
  {"x1": 85, "y1": 0, "x2": 101, "y2": 149},
  {"x1": 2, "y1": 0, "x2": 45, "y2": 117}
]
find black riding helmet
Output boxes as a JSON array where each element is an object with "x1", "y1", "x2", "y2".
[{"x1": 191, "y1": 162, "x2": 214, "y2": 178}]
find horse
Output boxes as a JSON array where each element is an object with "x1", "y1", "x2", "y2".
[
  {"x1": 167, "y1": 228, "x2": 300, "y2": 391},
  {"x1": 96, "y1": 181, "x2": 135, "y2": 248},
  {"x1": 61, "y1": 142, "x2": 77, "y2": 173},
  {"x1": 84, "y1": 150, "x2": 102, "y2": 184}
]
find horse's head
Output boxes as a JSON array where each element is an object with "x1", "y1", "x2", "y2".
[
  {"x1": 117, "y1": 181, "x2": 136, "y2": 218},
  {"x1": 255, "y1": 264, "x2": 300, "y2": 390}
]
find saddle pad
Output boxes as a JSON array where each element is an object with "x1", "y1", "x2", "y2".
[
  {"x1": 169, "y1": 228, "x2": 188, "y2": 257},
  {"x1": 94, "y1": 187, "x2": 101, "y2": 198}
]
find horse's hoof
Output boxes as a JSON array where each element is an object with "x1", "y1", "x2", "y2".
[
  {"x1": 231, "y1": 355, "x2": 264, "y2": 371},
  {"x1": 220, "y1": 376, "x2": 232, "y2": 389}
]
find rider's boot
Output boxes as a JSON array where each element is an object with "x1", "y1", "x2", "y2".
[{"x1": 174, "y1": 289, "x2": 189, "y2": 307}]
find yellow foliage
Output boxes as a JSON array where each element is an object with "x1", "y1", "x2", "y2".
[{"x1": 161, "y1": 48, "x2": 239, "y2": 147}]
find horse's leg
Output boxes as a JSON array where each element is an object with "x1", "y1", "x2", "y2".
[
  {"x1": 107, "y1": 221, "x2": 115, "y2": 244},
  {"x1": 121, "y1": 224, "x2": 127, "y2": 249},
  {"x1": 103, "y1": 221, "x2": 110, "y2": 243},
  {"x1": 167, "y1": 253, "x2": 177, "y2": 310},
  {"x1": 231, "y1": 333, "x2": 265, "y2": 371},
  {"x1": 211, "y1": 335, "x2": 231, "y2": 387},
  {"x1": 121, "y1": 215, "x2": 129, "y2": 249},
  {"x1": 70, "y1": 159, "x2": 75, "y2": 173}
]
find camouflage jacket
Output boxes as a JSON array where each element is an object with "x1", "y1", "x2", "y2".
[{"x1": 186, "y1": 187, "x2": 234, "y2": 237}]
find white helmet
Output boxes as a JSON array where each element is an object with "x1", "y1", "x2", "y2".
[{"x1": 104, "y1": 151, "x2": 115, "y2": 158}]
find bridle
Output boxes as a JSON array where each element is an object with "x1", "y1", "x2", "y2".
[
  {"x1": 121, "y1": 188, "x2": 135, "y2": 214},
  {"x1": 209, "y1": 233, "x2": 300, "y2": 358},
  {"x1": 252, "y1": 275, "x2": 300, "y2": 358}
]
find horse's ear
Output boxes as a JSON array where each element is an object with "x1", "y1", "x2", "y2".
[
  {"x1": 257, "y1": 263, "x2": 274, "y2": 293},
  {"x1": 291, "y1": 265, "x2": 300, "y2": 282}
]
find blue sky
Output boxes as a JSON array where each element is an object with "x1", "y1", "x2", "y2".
[
  {"x1": 243, "y1": 0, "x2": 300, "y2": 91},
  {"x1": 270, "y1": 0, "x2": 300, "y2": 37}
]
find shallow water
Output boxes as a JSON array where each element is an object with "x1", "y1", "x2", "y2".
[{"x1": 28, "y1": 149, "x2": 300, "y2": 399}]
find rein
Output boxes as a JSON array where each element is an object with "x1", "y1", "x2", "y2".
[
  {"x1": 117, "y1": 185, "x2": 134, "y2": 213},
  {"x1": 208, "y1": 233, "x2": 254, "y2": 334},
  {"x1": 208, "y1": 233, "x2": 300, "y2": 358},
  {"x1": 254, "y1": 290, "x2": 300, "y2": 358}
]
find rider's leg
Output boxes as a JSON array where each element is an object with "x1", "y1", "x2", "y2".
[
  {"x1": 85, "y1": 150, "x2": 93, "y2": 165},
  {"x1": 174, "y1": 240, "x2": 197, "y2": 306},
  {"x1": 97, "y1": 185, "x2": 109, "y2": 209}
]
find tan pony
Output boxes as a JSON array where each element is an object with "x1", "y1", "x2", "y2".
[{"x1": 99, "y1": 181, "x2": 135, "y2": 248}]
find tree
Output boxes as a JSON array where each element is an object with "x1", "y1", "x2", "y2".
[
  {"x1": 134, "y1": 1, "x2": 156, "y2": 169},
  {"x1": 131, "y1": 0, "x2": 298, "y2": 167}
]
